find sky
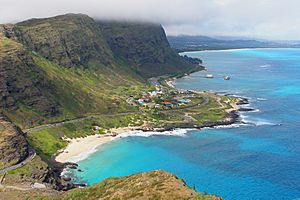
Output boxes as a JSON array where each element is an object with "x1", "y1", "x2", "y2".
[{"x1": 0, "y1": 0, "x2": 300, "y2": 40}]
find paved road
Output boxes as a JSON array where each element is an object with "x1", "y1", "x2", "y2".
[
  {"x1": 24, "y1": 76, "x2": 210, "y2": 134},
  {"x1": 24, "y1": 112, "x2": 139, "y2": 134},
  {"x1": 0, "y1": 151, "x2": 36, "y2": 175}
]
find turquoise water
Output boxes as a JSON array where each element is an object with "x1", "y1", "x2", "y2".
[{"x1": 70, "y1": 48, "x2": 300, "y2": 200}]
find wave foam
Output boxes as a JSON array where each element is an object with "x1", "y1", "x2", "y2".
[
  {"x1": 117, "y1": 129, "x2": 195, "y2": 138},
  {"x1": 259, "y1": 64, "x2": 271, "y2": 68},
  {"x1": 204, "y1": 123, "x2": 250, "y2": 129},
  {"x1": 257, "y1": 98, "x2": 268, "y2": 101},
  {"x1": 240, "y1": 114, "x2": 278, "y2": 126},
  {"x1": 66, "y1": 144, "x2": 106, "y2": 163}
]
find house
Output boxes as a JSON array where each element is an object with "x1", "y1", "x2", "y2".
[
  {"x1": 162, "y1": 101, "x2": 173, "y2": 107},
  {"x1": 137, "y1": 98, "x2": 145, "y2": 105},
  {"x1": 178, "y1": 99, "x2": 191, "y2": 103}
]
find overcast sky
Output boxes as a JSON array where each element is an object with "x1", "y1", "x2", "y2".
[{"x1": 0, "y1": 0, "x2": 299, "y2": 40}]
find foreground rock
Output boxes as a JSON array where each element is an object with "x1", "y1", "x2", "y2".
[{"x1": 0, "y1": 170, "x2": 219, "y2": 200}]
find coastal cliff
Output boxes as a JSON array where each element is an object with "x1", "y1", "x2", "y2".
[
  {"x1": 100, "y1": 21, "x2": 200, "y2": 78},
  {"x1": 0, "y1": 13, "x2": 200, "y2": 128},
  {"x1": 14, "y1": 14, "x2": 114, "y2": 68},
  {"x1": 0, "y1": 13, "x2": 224, "y2": 199}
]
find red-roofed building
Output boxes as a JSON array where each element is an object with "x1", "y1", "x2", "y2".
[{"x1": 162, "y1": 102, "x2": 173, "y2": 107}]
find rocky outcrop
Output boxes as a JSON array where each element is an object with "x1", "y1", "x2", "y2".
[{"x1": 0, "y1": 115, "x2": 29, "y2": 170}]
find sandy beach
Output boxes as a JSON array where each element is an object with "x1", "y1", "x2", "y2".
[{"x1": 55, "y1": 126, "x2": 141, "y2": 163}]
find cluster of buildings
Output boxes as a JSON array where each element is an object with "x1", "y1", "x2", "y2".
[{"x1": 127, "y1": 88, "x2": 193, "y2": 110}]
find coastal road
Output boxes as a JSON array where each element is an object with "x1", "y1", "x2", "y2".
[
  {"x1": 24, "y1": 112, "x2": 139, "y2": 134},
  {"x1": 24, "y1": 95, "x2": 210, "y2": 134},
  {"x1": 0, "y1": 151, "x2": 36, "y2": 175}
]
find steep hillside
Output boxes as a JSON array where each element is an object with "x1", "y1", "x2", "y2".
[
  {"x1": 0, "y1": 32, "x2": 59, "y2": 126},
  {"x1": 0, "y1": 115, "x2": 29, "y2": 170},
  {"x1": 100, "y1": 21, "x2": 201, "y2": 78},
  {"x1": 14, "y1": 14, "x2": 114, "y2": 68},
  {"x1": 0, "y1": 14, "x2": 201, "y2": 128}
]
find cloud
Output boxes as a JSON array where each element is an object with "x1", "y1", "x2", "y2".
[{"x1": 0, "y1": 0, "x2": 299, "y2": 40}]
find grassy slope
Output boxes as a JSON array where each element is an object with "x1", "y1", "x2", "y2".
[
  {"x1": 0, "y1": 170, "x2": 218, "y2": 200},
  {"x1": 27, "y1": 114, "x2": 147, "y2": 160},
  {"x1": 1, "y1": 14, "x2": 201, "y2": 129},
  {"x1": 4, "y1": 53, "x2": 145, "y2": 129},
  {"x1": 27, "y1": 93, "x2": 237, "y2": 162}
]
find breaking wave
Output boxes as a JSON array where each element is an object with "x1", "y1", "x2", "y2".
[
  {"x1": 117, "y1": 129, "x2": 195, "y2": 138},
  {"x1": 240, "y1": 114, "x2": 280, "y2": 126}
]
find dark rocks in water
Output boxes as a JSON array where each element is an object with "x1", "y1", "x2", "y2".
[
  {"x1": 64, "y1": 162, "x2": 78, "y2": 170},
  {"x1": 62, "y1": 177, "x2": 72, "y2": 182},
  {"x1": 78, "y1": 169, "x2": 83, "y2": 172},
  {"x1": 238, "y1": 107, "x2": 256, "y2": 112},
  {"x1": 68, "y1": 165, "x2": 77, "y2": 169},
  {"x1": 236, "y1": 98, "x2": 249, "y2": 105},
  {"x1": 73, "y1": 183, "x2": 87, "y2": 188}
]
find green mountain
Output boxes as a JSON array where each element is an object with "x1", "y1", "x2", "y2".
[
  {"x1": 99, "y1": 21, "x2": 196, "y2": 77},
  {"x1": 0, "y1": 13, "x2": 210, "y2": 199},
  {"x1": 0, "y1": 14, "x2": 201, "y2": 129}
]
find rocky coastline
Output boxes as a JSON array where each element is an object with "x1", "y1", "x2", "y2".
[{"x1": 52, "y1": 94, "x2": 253, "y2": 191}]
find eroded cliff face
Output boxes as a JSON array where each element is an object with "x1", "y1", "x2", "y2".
[
  {"x1": 0, "y1": 33, "x2": 59, "y2": 120},
  {"x1": 14, "y1": 14, "x2": 114, "y2": 68},
  {"x1": 99, "y1": 21, "x2": 197, "y2": 78},
  {"x1": 0, "y1": 115, "x2": 28, "y2": 170},
  {"x1": 10, "y1": 14, "x2": 197, "y2": 77}
]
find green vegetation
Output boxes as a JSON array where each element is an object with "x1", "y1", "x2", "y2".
[
  {"x1": 13, "y1": 170, "x2": 216, "y2": 200},
  {"x1": 33, "y1": 55, "x2": 141, "y2": 117},
  {"x1": 1, "y1": 14, "x2": 200, "y2": 129},
  {"x1": 0, "y1": 14, "x2": 232, "y2": 199},
  {"x1": 27, "y1": 91, "x2": 237, "y2": 162},
  {"x1": 5, "y1": 156, "x2": 48, "y2": 185},
  {"x1": 27, "y1": 114, "x2": 147, "y2": 160}
]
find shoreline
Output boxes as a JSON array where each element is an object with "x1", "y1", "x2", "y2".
[
  {"x1": 55, "y1": 74, "x2": 250, "y2": 165},
  {"x1": 52, "y1": 73, "x2": 252, "y2": 191},
  {"x1": 55, "y1": 134, "x2": 117, "y2": 163},
  {"x1": 55, "y1": 126, "x2": 142, "y2": 163},
  {"x1": 55, "y1": 105, "x2": 246, "y2": 165}
]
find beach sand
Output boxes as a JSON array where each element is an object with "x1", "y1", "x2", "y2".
[{"x1": 55, "y1": 127, "x2": 141, "y2": 163}]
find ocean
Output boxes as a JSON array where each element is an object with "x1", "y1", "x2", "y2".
[{"x1": 68, "y1": 48, "x2": 300, "y2": 200}]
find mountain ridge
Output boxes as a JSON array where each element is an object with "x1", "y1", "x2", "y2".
[{"x1": 0, "y1": 13, "x2": 202, "y2": 129}]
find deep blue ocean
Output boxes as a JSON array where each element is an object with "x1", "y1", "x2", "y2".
[{"x1": 70, "y1": 48, "x2": 300, "y2": 200}]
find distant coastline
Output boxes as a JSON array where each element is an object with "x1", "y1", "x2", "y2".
[{"x1": 179, "y1": 47, "x2": 300, "y2": 54}]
